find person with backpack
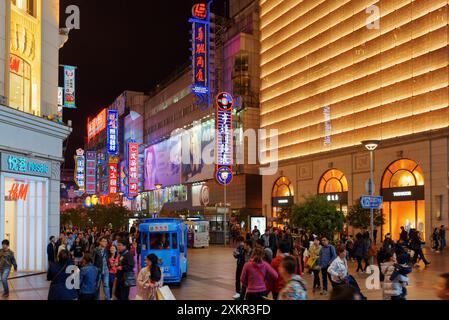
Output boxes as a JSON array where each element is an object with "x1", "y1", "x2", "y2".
[
  {"x1": 115, "y1": 239, "x2": 135, "y2": 300},
  {"x1": 0, "y1": 240, "x2": 17, "y2": 298},
  {"x1": 240, "y1": 247, "x2": 278, "y2": 301},
  {"x1": 317, "y1": 237, "x2": 336, "y2": 296},
  {"x1": 278, "y1": 256, "x2": 307, "y2": 300}
]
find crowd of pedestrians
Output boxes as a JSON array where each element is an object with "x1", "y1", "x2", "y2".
[{"x1": 44, "y1": 223, "x2": 161, "y2": 301}]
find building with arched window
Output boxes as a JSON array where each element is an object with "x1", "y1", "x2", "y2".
[
  {"x1": 260, "y1": 0, "x2": 449, "y2": 240},
  {"x1": 1, "y1": 0, "x2": 71, "y2": 271}
]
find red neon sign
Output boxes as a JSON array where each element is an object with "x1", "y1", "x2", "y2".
[
  {"x1": 108, "y1": 163, "x2": 118, "y2": 195},
  {"x1": 192, "y1": 3, "x2": 207, "y2": 19},
  {"x1": 128, "y1": 142, "x2": 139, "y2": 197},
  {"x1": 7, "y1": 183, "x2": 29, "y2": 201},
  {"x1": 87, "y1": 109, "x2": 107, "y2": 141}
]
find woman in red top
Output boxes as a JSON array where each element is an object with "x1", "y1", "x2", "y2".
[{"x1": 108, "y1": 245, "x2": 120, "y2": 300}]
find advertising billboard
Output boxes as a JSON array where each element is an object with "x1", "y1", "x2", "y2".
[
  {"x1": 107, "y1": 110, "x2": 119, "y2": 155},
  {"x1": 144, "y1": 135, "x2": 181, "y2": 191},
  {"x1": 63, "y1": 65, "x2": 76, "y2": 108},
  {"x1": 87, "y1": 109, "x2": 107, "y2": 141}
]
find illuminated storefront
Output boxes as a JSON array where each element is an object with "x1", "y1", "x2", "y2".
[
  {"x1": 381, "y1": 159, "x2": 425, "y2": 240},
  {"x1": 318, "y1": 169, "x2": 349, "y2": 214},
  {"x1": 0, "y1": 152, "x2": 51, "y2": 271}
]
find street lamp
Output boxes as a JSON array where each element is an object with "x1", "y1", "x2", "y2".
[
  {"x1": 155, "y1": 184, "x2": 162, "y2": 217},
  {"x1": 362, "y1": 140, "x2": 380, "y2": 251}
]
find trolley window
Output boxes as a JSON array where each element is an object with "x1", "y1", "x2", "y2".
[{"x1": 150, "y1": 233, "x2": 176, "y2": 250}]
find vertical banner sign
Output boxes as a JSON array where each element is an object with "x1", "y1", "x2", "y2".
[
  {"x1": 215, "y1": 92, "x2": 234, "y2": 185},
  {"x1": 58, "y1": 87, "x2": 63, "y2": 106},
  {"x1": 189, "y1": 2, "x2": 212, "y2": 111},
  {"x1": 107, "y1": 110, "x2": 119, "y2": 155},
  {"x1": 108, "y1": 162, "x2": 118, "y2": 195},
  {"x1": 63, "y1": 65, "x2": 76, "y2": 108},
  {"x1": 74, "y1": 149, "x2": 85, "y2": 193},
  {"x1": 127, "y1": 142, "x2": 139, "y2": 198},
  {"x1": 324, "y1": 106, "x2": 332, "y2": 145},
  {"x1": 85, "y1": 151, "x2": 97, "y2": 195}
]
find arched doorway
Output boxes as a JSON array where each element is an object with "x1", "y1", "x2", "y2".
[
  {"x1": 318, "y1": 169, "x2": 349, "y2": 214},
  {"x1": 272, "y1": 177, "x2": 294, "y2": 226},
  {"x1": 381, "y1": 159, "x2": 425, "y2": 240}
]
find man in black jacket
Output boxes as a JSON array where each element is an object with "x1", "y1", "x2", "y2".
[
  {"x1": 93, "y1": 237, "x2": 110, "y2": 300},
  {"x1": 115, "y1": 239, "x2": 135, "y2": 300},
  {"x1": 47, "y1": 236, "x2": 57, "y2": 266}
]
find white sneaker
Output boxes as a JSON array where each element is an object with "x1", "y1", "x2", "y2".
[{"x1": 233, "y1": 293, "x2": 241, "y2": 299}]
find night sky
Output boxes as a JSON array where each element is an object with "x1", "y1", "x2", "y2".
[{"x1": 59, "y1": 0, "x2": 227, "y2": 169}]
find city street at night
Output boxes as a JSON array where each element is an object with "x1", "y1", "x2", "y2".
[{"x1": 1, "y1": 246, "x2": 446, "y2": 300}]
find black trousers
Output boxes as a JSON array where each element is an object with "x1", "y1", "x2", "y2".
[
  {"x1": 312, "y1": 269, "x2": 321, "y2": 289},
  {"x1": 235, "y1": 265, "x2": 243, "y2": 294},
  {"x1": 356, "y1": 257, "x2": 369, "y2": 272},
  {"x1": 412, "y1": 248, "x2": 429, "y2": 265},
  {"x1": 115, "y1": 281, "x2": 130, "y2": 300},
  {"x1": 321, "y1": 267, "x2": 330, "y2": 291}
]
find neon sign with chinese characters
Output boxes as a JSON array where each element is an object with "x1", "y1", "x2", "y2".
[
  {"x1": 4, "y1": 155, "x2": 50, "y2": 177},
  {"x1": 85, "y1": 151, "x2": 97, "y2": 195},
  {"x1": 108, "y1": 161, "x2": 118, "y2": 195},
  {"x1": 74, "y1": 149, "x2": 85, "y2": 192},
  {"x1": 215, "y1": 92, "x2": 234, "y2": 186},
  {"x1": 189, "y1": 2, "x2": 212, "y2": 110},
  {"x1": 127, "y1": 142, "x2": 139, "y2": 198},
  {"x1": 107, "y1": 110, "x2": 119, "y2": 155}
]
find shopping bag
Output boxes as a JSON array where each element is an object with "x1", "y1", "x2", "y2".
[{"x1": 157, "y1": 286, "x2": 176, "y2": 300}]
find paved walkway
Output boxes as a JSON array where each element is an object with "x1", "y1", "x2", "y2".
[{"x1": 1, "y1": 246, "x2": 447, "y2": 300}]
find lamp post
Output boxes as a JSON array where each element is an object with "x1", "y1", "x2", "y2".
[{"x1": 362, "y1": 140, "x2": 380, "y2": 251}]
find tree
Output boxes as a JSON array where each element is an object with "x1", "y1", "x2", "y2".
[
  {"x1": 60, "y1": 205, "x2": 131, "y2": 230},
  {"x1": 346, "y1": 201, "x2": 385, "y2": 230},
  {"x1": 289, "y1": 195, "x2": 345, "y2": 239}
]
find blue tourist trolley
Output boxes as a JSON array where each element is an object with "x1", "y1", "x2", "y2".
[{"x1": 139, "y1": 218, "x2": 188, "y2": 285}]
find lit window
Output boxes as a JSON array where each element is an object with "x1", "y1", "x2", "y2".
[
  {"x1": 11, "y1": 0, "x2": 36, "y2": 17},
  {"x1": 9, "y1": 55, "x2": 32, "y2": 113}
]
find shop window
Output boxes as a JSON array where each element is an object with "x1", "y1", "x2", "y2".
[
  {"x1": 318, "y1": 169, "x2": 348, "y2": 194},
  {"x1": 9, "y1": 55, "x2": 32, "y2": 113},
  {"x1": 382, "y1": 159, "x2": 424, "y2": 189}
]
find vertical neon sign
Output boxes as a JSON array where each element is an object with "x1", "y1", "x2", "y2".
[
  {"x1": 215, "y1": 92, "x2": 234, "y2": 185},
  {"x1": 108, "y1": 161, "x2": 118, "y2": 195},
  {"x1": 189, "y1": 2, "x2": 212, "y2": 110},
  {"x1": 127, "y1": 142, "x2": 139, "y2": 198},
  {"x1": 74, "y1": 148, "x2": 85, "y2": 193},
  {"x1": 107, "y1": 110, "x2": 119, "y2": 155}
]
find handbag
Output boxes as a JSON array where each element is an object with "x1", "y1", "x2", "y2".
[{"x1": 157, "y1": 285, "x2": 176, "y2": 300}]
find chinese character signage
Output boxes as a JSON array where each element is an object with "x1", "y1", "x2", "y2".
[
  {"x1": 0, "y1": 153, "x2": 51, "y2": 178},
  {"x1": 74, "y1": 149, "x2": 85, "y2": 192},
  {"x1": 127, "y1": 142, "x2": 139, "y2": 198},
  {"x1": 215, "y1": 92, "x2": 234, "y2": 186},
  {"x1": 85, "y1": 151, "x2": 97, "y2": 195},
  {"x1": 107, "y1": 110, "x2": 119, "y2": 155},
  {"x1": 87, "y1": 109, "x2": 107, "y2": 141},
  {"x1": 324, "y1": 106, "x2": 332, "y2": 146},
  {"x1": 189, "y1": 3, "x2": 212, "y2": 110},
  {"x1": 64, "y1": 65, "x2": 76, "y2": 108},
  {"x1": 108, "y1": 162, "x2": 118, "y2": 195}
]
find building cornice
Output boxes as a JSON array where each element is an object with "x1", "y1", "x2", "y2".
[{"x1": 0, "y1": 104, "x2": 72, "y2": 141}]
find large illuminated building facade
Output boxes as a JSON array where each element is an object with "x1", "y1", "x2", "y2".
[
  {"x1": 0, "y1": 0, "x2": 71, "y2": 271},
  {"x1": 260, "y1": 0, "x2": 449, "y2": 239}
]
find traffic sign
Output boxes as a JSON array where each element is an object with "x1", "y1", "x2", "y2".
[{"x1": 361, "y1": 196, "x2": 383, "y2": 209}]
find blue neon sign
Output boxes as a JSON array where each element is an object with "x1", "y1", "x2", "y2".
[{"x1": 107, "y1": 109, "x2": 119, "y2": 156}]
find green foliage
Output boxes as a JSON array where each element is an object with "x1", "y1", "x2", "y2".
[
  {"x1": 289, "y1": 195, "x2": 345, "y2": 239},
  {"x1": 61, "y1": 205, "x2": 131, "y2": 229},
  {"x1": 346, "y1": 200, "x2": 385, "y2": 229}
]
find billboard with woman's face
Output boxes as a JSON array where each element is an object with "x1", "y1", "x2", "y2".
[{"x1": 144, "y1": 136, "x2": 181, "y2": 191}]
